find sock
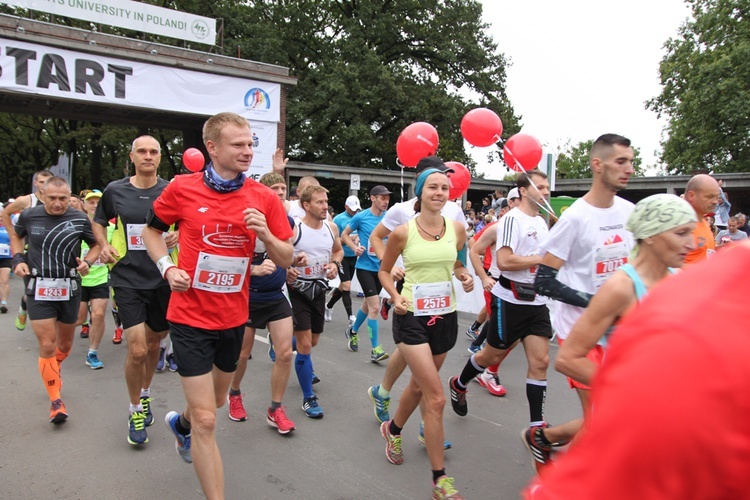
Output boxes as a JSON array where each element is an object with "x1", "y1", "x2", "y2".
[
  {"x1": 352, "y1": 309, "x2": 367, "y2": 332},
  {"x1": 129, "y1": 403, "x2": 144, "y2": 413},
  {"x1": 20, "y1": 297, "x2": 27, "y2": 312},
  {"x1": 457, "y1": 354, "x2": 485, "y2": 388},
  {"x1": 177, "y1": 413, "x2": 192, "y2": 434},
  {"x1": 140, "y1": 388, "x2": 150, "y2": 399},
  {"x1": 270, "y1": 401, "x2": 281, "y2": 410},
  {"x1": 327, "y1": 288, "x2": 342, "y2": 309},
  {"x1": 83, "y1": 321, "x2": 89, "y2": 328},
  {"x1": 38, "y1": 357, "x2": 61, "y2": 401},
  {"x1": 88, "y1": 349, "x2": 97, "y2": 356},
  {"x1": 377, "y1": 385, "x2": 390, "y2": 399},
  {"x1": 470, "y1": 320, "x2": 481, "y2": 331},
  {"x1": 432, "y1": 469, "x2": 447, "y2": 483},
  {"x1": 229, "y1": 388, "x2": 241, "y2": 396},
  {"x1": 367, "y1": 318, "x2": 379, "y2": 348},
  {"x1": 527, "y1": 379, "x2": 547, "y2": 426},
  {"x1": 342, "y1": 291, "x2": 353, "y2": 317},
  {"x1": 54, "y1": 347, "x2": 69, "y2": 366},
  {"x1": 295, "y1": 353, "x2": 314, "y2": 399},
  {"x1": 292, "y1": 336, "x2": 297, "y2": 351},
  {"x1": 389, "y1": 420, "x2": 402, "y2": 436},
  {"x1": 488, "y1": 362, "x2": 500, "y2": 374}
]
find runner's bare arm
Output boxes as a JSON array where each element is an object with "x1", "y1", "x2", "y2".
[
  {"x1": 142, "y1": 226, "x2": 190, "y2": 292},
  {"x1": 378, "y1": 225, "x2": 409, "y2": 314}
]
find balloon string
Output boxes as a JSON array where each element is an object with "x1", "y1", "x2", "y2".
[
  {"x1": 503, "y1": 146, "x2": 556, "y2": 216},
  {"x1": 396, "y1": 159, "x2": 406, "y2": 203}
]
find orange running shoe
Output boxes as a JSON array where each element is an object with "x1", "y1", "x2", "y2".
[{"x1": 49, "y1": 399, "x2": 68, "y2": 424}]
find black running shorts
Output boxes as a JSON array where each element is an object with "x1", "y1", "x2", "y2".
[
  {"x1": 486, "y1": 295, "x2": 552, "y2": 350},
  {"x1": 392, "y1": 311, "x2": 458, "y2": 355},
  {"x1": 356, "y1": 268, "x2": 382, "y2": 298},
  {"x1": 113, "y1": 285, "x2": 170, "y2": 332},
  {"x1": 247, "y1": 296, "x2": 292, "y2": 330},
  {"x1": 169, "y1": 322, "x2": 245, "y2": 377}
]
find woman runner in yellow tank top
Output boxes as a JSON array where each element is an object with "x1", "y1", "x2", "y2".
[{"x1": 377, "y1": 167, "x2": 474, "y2": 500}]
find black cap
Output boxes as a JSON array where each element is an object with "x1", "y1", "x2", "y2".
[
  {"x1": 370, "y1": 185, "x2": 392, "y2": 196},
  {"x1": 414, "y1": 156, "x2": 454, "y2": 174},
  {"x1": 500, "y1": 198, "x2": 509, "y2": 209}
]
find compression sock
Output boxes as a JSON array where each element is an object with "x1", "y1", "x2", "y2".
[
  {"x1": 352, "y1": 309, "x2": 367, "y2": 332},
  {"x1": 38, "y1": 357, "x2": 61, "y2": 401},
  {"x1": 367, "y1": 318, "x2": 379, "y2": 347},
  {"x1": 295, "y1": 353, "x2": 314, "y2": 399},
  {"x1": 488, "y1": 362, "x2": 500, "y2": 374},
  {"x1": 457, "y1": 354, "x2": 485, "y2": 388},
  {"x1": 470, "y1": 320, "x2": 481, "y2": 331},
  {"x1": 54, "y1": 347, "x2": 69, "y2": 366},
  {"x1": 327, "y1": 288, "x2": 342, "y2": 309},
  {"x1": 527, "y1": 379, "x2": 547, "y2": 427},
  {"x1": 342, "y1": 291, "x2": 353, "y2": 317}
]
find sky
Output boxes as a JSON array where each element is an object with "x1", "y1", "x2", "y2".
[{"x1": 471, "y1": 0, "x2": 692, "y2": 179}]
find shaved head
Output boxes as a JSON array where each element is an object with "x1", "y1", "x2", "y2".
[{"x1": 685, "y1": 174, "x2": 719, "y2": 194}]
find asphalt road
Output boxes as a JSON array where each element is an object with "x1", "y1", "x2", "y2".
[{"x1": 0, "y1": 276, "x2": 582, "y2": 499}]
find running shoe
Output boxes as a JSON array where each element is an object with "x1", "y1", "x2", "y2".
[
  {"x1": 367, "y1": 385, "x2": 390, "y2": 423},
  {"x1": 357, "y1": 292, "x2": 365, "y2": 298},
  {"x1": 467, "y1": 343, "x2": 482, "y2": 355},
  {"x1": 371, "y1": 345, "x2": 389, "y2": 363},
  {"x1": 348, "y1": 315, "x2": 356, "y2": 327},
  {"x1": 79, "y1": 324, "x2": 90, "y2": 338},
  {"x1": 324, "y1": 306, "x2": 333, "y2": 322},
  {"x1": 449, "y1": 377, "x2": 468, "y2": 417},
  {"x1": 112, "y1": 326, "x2": 123, "y2": 344},
  {"x1": 418, "y1": 421, "x2": 453, "y2": 450},
  {"x1": 0, "y1": 301, "x2": 7, "y2": 314},
  {"x1": 432, "y1": 476, "x2": 463, "y2": 499},
  {"x1": 312, "y1": 373, "x2": 321, "y2": 384},
  {"x1": 302, "y1": 396, "x2": 324, "y2": 418},
  {"x1": 345, "y1": 327, "x2": 358, "y2": 352},
  {"x1": 521, "y1": 426, "x2": 552, "y2": 474},
  {"x1": 49, "y1": 398, "x2": 68, "y2": 424},
  {"x1": 379, "y1": 298, "x2": 391, "y2": 320},
  {"x1": 227, "y1": 393, "x2": 247, "y2": 422},
  {"x1": 465, "y1": 326, "x2": 478, "y2": 341},
  {"x1": 476, "y1": 370, "x2": 507, "y2": 397},
  {"x1": 156, "y1": 347, "x2": 166, "y2": 372},
  {"x1": 267, "y1": 406, "x2": 295, "y2": 434},
  {"x1": 128, "y1": 411, "x2": 148, "y2": 445},
  {"x1": 380, "y1": 420, "x2": 403, "y2": 465},
  {"x1": 165, "y1": 411, "x2": 192, "y2": 463},
  {"x1": 141, "y1": 396, "x2": 154, "y2": 426},
  {"x1": 267, "y1": 332, "x2": 276, "y2": 362},
  {"x1": 167, "y1": 354, "x2": 178, "y2": 372},
  {"x1": 85, "y1": 352, "x2": 104, "y2": 370},
  {"x1": 15, "y1": 309, "x2": 27, "y2": 331}
]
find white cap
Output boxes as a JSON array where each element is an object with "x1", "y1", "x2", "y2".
[
  {"x1": 508, "y1": 187, "x2": 520, "y2": 200},
  {"x1": 345, "y1": 195, "x2": 361, "y2": 211}
]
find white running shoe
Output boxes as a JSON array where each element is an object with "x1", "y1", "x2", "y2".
[{"x1": 324, "y1": 307, "x2": 333, "y2": 322}]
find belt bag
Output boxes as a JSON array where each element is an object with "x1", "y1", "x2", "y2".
[
  {"x1": 499, "y1": 276, "x2": 536, "y2": 302},
  {"x1": 292, "y1": 278, "x2": 330, "y2": 301}
]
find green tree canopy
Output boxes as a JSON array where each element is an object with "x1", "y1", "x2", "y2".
[
  {"x1": 647, "y1": 0, "x2": 750, "y2": 174},
  {"x1": 556, "y1": 140, "x2": 643, "y2": 179}
]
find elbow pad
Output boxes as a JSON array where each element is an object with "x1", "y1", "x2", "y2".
[{"x1": 534, "y1": 264, "x2": 592, "y2": 308}]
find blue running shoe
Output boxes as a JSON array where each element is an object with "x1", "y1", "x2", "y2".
[
  {"x1": 418, "y1": 421, "x2": 453, "y2": 450},
  {"x1": 367, "y1": 385, "x2": 390, "y2": 423},
  {"x1": 156, "y1": 347, "x2": 166, "y2": 372},
  {"x1": 467, "y1": 343, "x2": 482, "y2": 354},
  {"x1": 141, "y1": 396, "x2": 154, "y2": 427},
  {"x1": 85, "y1": 351, "x2": 103, "y2": 370},
  {"x1": 165, "y1": 411, "x2": 192, "y2": 463},
  {"x1": 302, "y1": 396, "x2": 324, "y2": 418},
  {"x1": 267, "y1": 332, "x2": 276, "y2": 362},
  {"x1": 127, "y1": 411, "x2": 148, "y2": 445}
]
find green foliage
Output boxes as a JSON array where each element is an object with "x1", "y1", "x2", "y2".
[
  {"x1": 556, "y1": 140, "x2": 644, "y2": 179},
  {"x1": 648, "y1": 0, "x2": 750, "y2": 174}
]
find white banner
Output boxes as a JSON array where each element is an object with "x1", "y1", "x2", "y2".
[
  {"x1": 0, "y1": 38, "x2": 281, "y2": 122},
  {"x1": 245, "y1": 121, "x2": 278, "y2": 180},
  {"x1": 1, "y1": 0, "x2": 216, "y2": 45}
]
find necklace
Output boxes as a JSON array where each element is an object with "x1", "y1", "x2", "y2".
[{"x1": 415, "y1": 216, "x2": 445, "y2": 240}]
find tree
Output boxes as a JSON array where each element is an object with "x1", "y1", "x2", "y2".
[
  {"x1": 647, "y1": 0, "x2": 750, "y2": 174},
  {"x1": 556, "y1": 140, "x2": 644, "y2": 179}
]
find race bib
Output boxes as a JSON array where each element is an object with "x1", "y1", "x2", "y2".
[
  {"x1": 413, "y1": 281, "x2": 452, "y2": 316},
  {"x1": 0, "y1": 243, "x2": 9, "y2": 258},
  {"x1": 126, "y1": 224, "x2": 146, "y2": 251},
  {"x1": 367, "y1": 244, "x2": 376, "y2": 257},
  {"x1": 593, "y1": 241, "x2": 628, "y2": 289},
  {"x1": 300, "y1": 262, "x2": 327, "y2": 279},
  {"x1": 192, "y1": 252, "x2": 248, "y2": 293},
  {"x1": 35, "y1": 278, "x2": 70, "y2": 301},
  {"x1": 82, "y1": 247, "x2": 104, "y2": 266}
]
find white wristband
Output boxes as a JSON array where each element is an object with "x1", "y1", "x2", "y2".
[{"x1": 156, "y1": 255, "x2": 176, "y2": 279}]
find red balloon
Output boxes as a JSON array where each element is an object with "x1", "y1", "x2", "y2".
[
  {"x1": 182, "y1": 148, "x2": 205, "y2": 172},
  {"x1": 503, "y1": 133, "x2": 543, "y2": 172},
  {"x1": 445, "y1": 161, "x2": 471, "y2": 199},
  {"x1": 396, "y1": 122, "x2": 439, "y2": 168},
  {"x1": 461, "y1": 108, "x2": 503, "y2": 147}
]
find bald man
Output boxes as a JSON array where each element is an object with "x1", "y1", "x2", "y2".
[
  {"x1": 683, "y1": 174, "x2": 720, "y2": 264},
  {"x1": 287, "y1": 176, "x2": 321, "y2": 221}
]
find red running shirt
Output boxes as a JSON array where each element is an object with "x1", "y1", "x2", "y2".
[{"x1": 152, "y1": 173, "x2": 293, "y2": 330}]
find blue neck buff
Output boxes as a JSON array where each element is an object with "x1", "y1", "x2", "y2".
[
  {"x1": 203, "y1": 162, "x2": 246, "y2": 193},
  {"x1": 415, "y1": 168, "x2": 447, "y2": 197}
]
